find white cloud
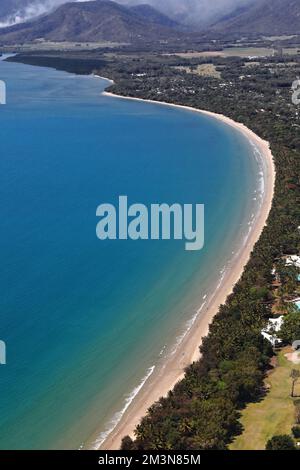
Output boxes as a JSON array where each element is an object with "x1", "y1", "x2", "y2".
[{"x1": 0, "y1": 1, "x2": 67, "y2": 28}]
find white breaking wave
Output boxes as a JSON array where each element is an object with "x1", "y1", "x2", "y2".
[{"x1": 88, "y1": 365, "x2": 156, "y2": 450}]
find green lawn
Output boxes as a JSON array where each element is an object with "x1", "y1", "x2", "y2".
[
  {"x1": 230, "y1": 348, "x2": 300, "y2": 450},
  {"x1": 170, "y1": 48, "x2": 275, "y2": 59},
  {"x1": 174, "y1": 64, "x2": 221, "y2": 79}
]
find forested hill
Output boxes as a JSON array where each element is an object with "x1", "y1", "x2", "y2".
[
  {"x1": 212, "y1": 0, "x2": 300, "y2": 35},
  {"x1": 0, "y1": 0, "x2": 183, "y2": 44}
]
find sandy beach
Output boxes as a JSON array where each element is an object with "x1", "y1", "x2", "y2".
[{"x1": 98, "y1": 91, "x2": 276, "y2": 450}]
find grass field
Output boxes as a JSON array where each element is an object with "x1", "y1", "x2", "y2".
[
  {"x1": 169, "y1": 48, "x2": 275, "y2": 59},
  {"x1": 230, "y1": 348, "x2": 300, "y2": 450},
  {"x1": 174, "y1": 64, "x2": 221, "y2": 79}
]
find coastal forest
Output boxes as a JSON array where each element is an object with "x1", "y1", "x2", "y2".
[{"x1": 105, "y1": 51, "x2": 300, "y2": 450}]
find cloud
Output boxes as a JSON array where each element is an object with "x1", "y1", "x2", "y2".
[{"x1": 0, "y1": 1, "x2": 66, "y2": 27}]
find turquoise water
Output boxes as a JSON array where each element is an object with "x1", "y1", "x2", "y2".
[{"x1": 0, "y1": 57, "x2": 262, "y2": 449}]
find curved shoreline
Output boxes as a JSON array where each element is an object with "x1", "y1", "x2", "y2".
[{"x1": 96, "y1": 90, "x2": 276, "y2": 450}]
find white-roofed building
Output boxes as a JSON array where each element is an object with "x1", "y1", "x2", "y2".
[
  {"x1": 286, "y1": 255, "x2": 300, "y2": 269},
  {"x1": 261, "y1": 316, "x2": 284, "y2": 347}
]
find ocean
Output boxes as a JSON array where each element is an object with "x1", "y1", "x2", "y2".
[{"x1": 0, "y1": 57, "x2": 263, "y2": 449}]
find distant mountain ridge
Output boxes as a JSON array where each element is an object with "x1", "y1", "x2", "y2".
[
  {"x1": 212, "y1": 0, "x2": 300, "y2": 35},
  {"x1": 0, "y1": 0, "x2": 256, "y2": 29},
  {"x1": 0, "y1": 0, "x2": 298, "y2": 44},
  {"x1": 129, "y1": 4, "x2": 180, "y2": 29},
  {"x1": 0, "y1": 0, "x2": 183, "y2": 44}
]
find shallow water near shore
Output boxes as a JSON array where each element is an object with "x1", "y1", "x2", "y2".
[{"x1": 0, "y1": 58, "x2": 263, "y2": 449}]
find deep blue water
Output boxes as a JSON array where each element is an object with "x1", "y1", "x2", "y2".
[{"x1": 0, "y1": 57, "x2": 261, "y2": 449}]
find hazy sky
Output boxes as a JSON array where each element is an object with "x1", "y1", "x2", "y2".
[{"x1": 0, "y1": 0, "x2": 257, "y2": 27}]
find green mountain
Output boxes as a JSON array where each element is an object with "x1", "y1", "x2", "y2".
[
  {"x1": 0, "y1": 0, "x2": 182, "y2": 44},
  {"x1": 129, "y1": 4, "x2": 179, "y2": 29},
  {"x1": 213, "y1": 0, "x2": 300, "y2": 36}
]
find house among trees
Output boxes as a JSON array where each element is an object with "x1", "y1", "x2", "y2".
[{"x1": 261, "y1": 317, "x2": 284, "y2": 347}]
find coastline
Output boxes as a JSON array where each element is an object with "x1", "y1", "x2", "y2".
[{"x1": 96, "y1": 90, "x2": 276, "y2": 450}]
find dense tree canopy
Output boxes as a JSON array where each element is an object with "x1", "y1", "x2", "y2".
[
  {"x1": 280, "y1": 313, "x2": 300, "y2": 344},
  {"x1": 266, "y1": 435, "x2": 297, "y2": 451}
]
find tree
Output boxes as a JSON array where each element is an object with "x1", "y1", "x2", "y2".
[
  {"x1": 266, "y1": 435, "x2": 297, "y2": 450},
  {"x1": 295, "y1": 404, "x2": 300, "y2": 425},
  {"x1": 292, "y1": 426, "x2": 300, "y2": 439},
  {"x1": 121, "y1": 436, "x2": 136, "y2": 450},
  {"x1": 280, "y1": 312, "x2": 300, "y2": 344},
  {"x1": 290, "y1": 370, "x2": 300, "y2": 398}
]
